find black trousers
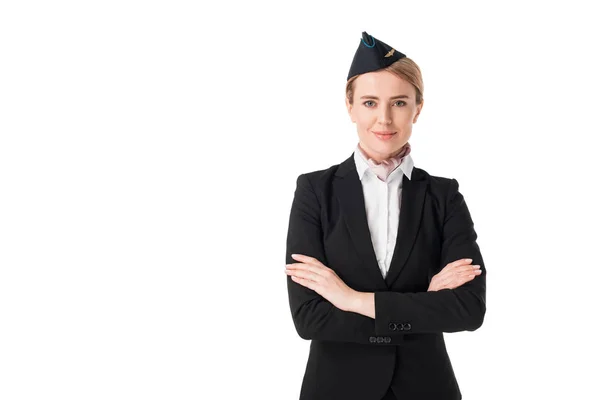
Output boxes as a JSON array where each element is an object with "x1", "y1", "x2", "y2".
[{"x1": 381, "y1": 387, "x2": 398, "y2": 400}]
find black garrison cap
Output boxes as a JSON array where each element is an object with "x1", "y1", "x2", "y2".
[{"x1": 347, "y1": 31, "x2": 406, "y2": 81}]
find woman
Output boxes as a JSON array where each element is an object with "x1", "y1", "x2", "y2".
[{"x1": 284, "y1": 32, "x2": 486, "y2": 400}]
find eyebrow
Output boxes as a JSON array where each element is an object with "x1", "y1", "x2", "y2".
[{"x1": 360, "y1": 95, "x2": 410, "y2": 100}]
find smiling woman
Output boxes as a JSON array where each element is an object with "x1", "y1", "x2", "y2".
[
  {"x1": 284, "y1": 31, "x2": 486, "y2": 400},
  {"x1": 345, "y1": 53, "x2": 424, "y2": 164}
]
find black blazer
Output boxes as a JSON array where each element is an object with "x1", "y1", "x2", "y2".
[{"x1": 285, "y1": 152, "x2": 487, "y2": 400}]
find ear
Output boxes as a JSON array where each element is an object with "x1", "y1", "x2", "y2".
[
  {"x1": 413, "y1": 100, "x2": 424, "y2": 123},
  {"x1": 345, "y1": 97, "x2": 356, "y2": 123}
]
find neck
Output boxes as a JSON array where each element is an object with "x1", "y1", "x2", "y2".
[{"x1": 358, "y1": 142, "x2": 406, "y2": 163}]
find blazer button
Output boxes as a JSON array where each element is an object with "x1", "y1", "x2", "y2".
[
  {"x1": 403, "y1": 323, "x2": 412, "y2": 331},
  {"x1": 369, "y1": 336, "x2": 377, "y2": 343},
  {"x1": 388, "y1": 322, "x2": 397, "y2": 331},
  {"x1": 384, "y1": 337, "x2": 391, "y2": 343},
  {"x1": 376, "y1": 337, "x2": 384, "y2": 343}
]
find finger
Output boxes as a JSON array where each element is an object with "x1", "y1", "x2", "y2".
[
  {"x1": 286, "y1": 262, "x2": 311, "y2": 269},
  {"x1": 286, "y1": 269, "x2": 320, "y2": 283},
  {"x1": 286, "y1": 263, "x2": 327, "y2": 277},
  {"x1": 291, "y1": 254, "x2": 315, "y2": 263},
  {"x1": 457, "y1": 264, "x2": 480, "y2": 274},
  {"x1": 458, "y1": 267, "x2": 482, "y2": 278},
  {"x1": 441, "y1": 268, "x2": 480, "y2": 289},
  {"x1": 290, "y1": 275, "x2": 317, "y2": 290},
  {"x1": 464, "y1": 268, "x2": 482, "y2": 277},
  {"x1": 438, "y1": 261, "x2": 475, "y2": 279},
  {"x1": 449, "y1": 258, "x2": 473, "y2": 268},
  {"x1": 456, "y1": 271, "x2": 482, "y2": 285},
  {"x1": 433, "y1": 263, "x2": 475, "y2": 286},
  {"x1": 437, "y1": 260, "x2": 472, "y2": 277}
]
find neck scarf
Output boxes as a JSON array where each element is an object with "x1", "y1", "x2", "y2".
[{"x1": 357, "y1": 142, "x2": 411, "y2": 182}]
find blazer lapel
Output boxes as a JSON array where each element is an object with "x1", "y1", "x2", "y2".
[
  {"x1": 385, "y1": 172, "x2": 427, "y2": 286},
  {"x1": 333, "y1": 152, "x2": 427, "y2": 289}
]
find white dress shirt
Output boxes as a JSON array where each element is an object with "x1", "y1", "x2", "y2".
[{"x1": 353, "y1": 144, "x2": 414, "y2": 279}]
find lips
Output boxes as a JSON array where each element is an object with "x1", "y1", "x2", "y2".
[
  {"x1": 371, "y1": 131, "x2": 396, "y2": 135},
  {"x1": 372, "y1": 130, "x2": 397, "y2": 141}
]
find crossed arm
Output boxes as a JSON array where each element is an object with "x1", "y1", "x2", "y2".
[{"x1": 285, "y1": 174, "x2": 486, "y2": 344}]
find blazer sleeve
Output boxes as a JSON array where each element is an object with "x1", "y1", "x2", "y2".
[
  {"x1": 373, "y1": 178, "x2": 487, "y2": 335},
  {"x1": 285, "y1": 173, "x2": 380, "y2": 344}
]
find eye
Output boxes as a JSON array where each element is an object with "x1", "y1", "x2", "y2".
[
  {"x1": 363, "y1": 101, "x2": 375, "y2": 107},
  {"x1": 394, "y1": 101, "x2": 406, "y2": 106}
]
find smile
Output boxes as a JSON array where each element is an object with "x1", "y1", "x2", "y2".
[{"x1": 372, "y1": 131, "x2": 397, "y2": 141}]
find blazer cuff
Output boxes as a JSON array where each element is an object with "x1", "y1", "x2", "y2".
[{"x1": 374, "y1": 291, "x2": 414, "y2": 336}]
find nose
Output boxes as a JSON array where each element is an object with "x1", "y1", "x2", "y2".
[{"x1": 377, "y1": 106, "x2": 392, "y2": 125}]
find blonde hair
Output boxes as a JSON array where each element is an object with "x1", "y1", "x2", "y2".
[{"x1": 346, "y1": 57, "x2": 424, "y2": 105}]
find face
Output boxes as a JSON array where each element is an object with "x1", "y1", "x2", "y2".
[{"x1": 346, "y1": 70, "x2": 423, "y2": 163}]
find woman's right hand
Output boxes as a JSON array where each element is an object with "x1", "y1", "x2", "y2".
[{"x1": 427, "y1": 258, "x2": 482, "y2": 292}]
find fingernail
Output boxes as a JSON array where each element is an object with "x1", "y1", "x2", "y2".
[
  {"x1": 465, "y1": 258, "x2": 473, "y2": 262},
  {"x1": 473, "y1": 265, "x2": 480, "y2": 269}
]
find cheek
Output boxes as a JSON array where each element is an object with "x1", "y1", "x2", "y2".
[
  {"x1": 398, "y1": 107, "x2": 416, "y2": 121},
  {"x1": 355, "y1": 112, "x2": 375, "y2": 129}
]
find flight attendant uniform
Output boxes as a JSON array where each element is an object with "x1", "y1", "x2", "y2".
[
  {"x1": 285, "y1": 32, "x2": 486, "y2": 400},
  {"x1": 353, "y1": 143, "x2": 414, "y2": 400}
]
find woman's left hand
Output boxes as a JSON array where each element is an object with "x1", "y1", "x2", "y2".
[{"x1": 285, "y1": 254, "x2": 358, "y2": 312}]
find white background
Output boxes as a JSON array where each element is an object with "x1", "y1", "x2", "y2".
[{"x1": 1, "y1": 0, "x2": 599, "y2": 399}]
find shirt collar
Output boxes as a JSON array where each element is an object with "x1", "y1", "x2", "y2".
[{"x1": 353, "y1": 143, "x2": 414, "y2": 182}]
